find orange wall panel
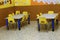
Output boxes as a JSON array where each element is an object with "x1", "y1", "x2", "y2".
[{"x1": 31, "y1": 0, "x2": 45, "y2": 5}]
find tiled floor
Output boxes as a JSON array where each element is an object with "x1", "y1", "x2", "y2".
[{"x1": 0, "y1": 21, "x2": 60, "y2": 40}]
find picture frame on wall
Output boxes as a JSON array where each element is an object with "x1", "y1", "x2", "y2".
[
  {"x1": 0, "y1": 0, "x2": 14, "y2": 9},
  {"x1": 0, "y1": 0, "x2": 11, "y2": 5}
]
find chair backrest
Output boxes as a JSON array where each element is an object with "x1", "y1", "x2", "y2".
[
  {"x1": 48, "y1": 11, "x2": 54, "y2": 14},
  {"x1": 23, "y1": 11, "x2": 28, "y2": 19},
  {"x1": 23, "y1": 11, "x2": 28, "y2": 14},
  {"x1": 16, "y1": 11, "x2": 20, "y2": 15},
  {"x1": 8, "y1": 14, "x2": 13, "y2": 17},
  {"x1": 39, "y1": 16, "x2": 47, "y2": 24},
  {"x1": 40, "y1": 13, "x2": 42, "y2": 16},
  {"x1": 21, "y1": 17, "x2": 25, "y2": 22},
  {"x1": 12, "y1": 13, "x2": 14, "y2": 16},
  {"x1": 8, "y1": 17, "x2": 15, "y2": 23},
  {"x1": 37, "y1": 14, "x2": 39, "y2": 19}
]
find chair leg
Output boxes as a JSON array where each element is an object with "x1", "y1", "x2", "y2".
[
  {"x1": 13, "y1": 23, "x2": 16, "y2": 29},
  {"x1": 56, "y1": 20, "x2": 58, "y2": 25},
  {"x1": 37, "y1": 19, "x2": 40, "y2": 31},
  {"x1": 12, "y1": 24, "x2": 14, "y2": 29},
  {"x1": 28, "y1": 15, "x2": 30, "y2": 24},
  {"x1": 15, "y1": 22, "x2": 17, "y2": 29},
  {"x1": 38, "y1": 24, "x2": 40, "y2": 31},
  {"x1": 45, "y1": 24, "x2": 48, "y2": 32}
]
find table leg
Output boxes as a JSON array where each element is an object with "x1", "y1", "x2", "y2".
[
  {"x1": 37, "y1": 19, "x2": 40, "y2": 31},
  {"x1": 52, "y1": 19, "x2": 54, "y2": 31},
  {"x1": 18, "y1": 19, "x2": 21, "y2": 30},
  {"x1": 28, "y1": 15, "x2": 30, "y2": 24},
  {"x1": 6, "y1": 19, "x2": 9, "y2": 30},
  {"x1": 56, "y1": 20, "x2": 58, "y2": 25}
]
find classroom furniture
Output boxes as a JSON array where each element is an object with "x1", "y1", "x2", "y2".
[
  {"x1": 37, "y1": 13, "x2": 58, "y2": 31},
  {"x1": 40, "y1": 13, "x2": 42, "y2": 16},
  {"x1": 6, "y1": 14, "x2": 30, "y2": 30},
  {"x1": 37, "y1": 14, "x2": 49, "y2": 31},
  {"x1": 7, "y1": 16, "x2": 16, "y2": 29},
  {"x1": 12, "y1": 13, "x2": 14, "y2": 16},
  {"x1": 8, "y1": 14, "x2": 13, "y2": 17},
  {"x1": 6, "y1": 14, "x2": 16, "y2": 30},
  {"x1": 48, "y1": 11, "x2": 58, "y2": 24},
  {"x1": 15, "y1": 11, "x2": 20, "y2": 15},
  {"x1": 39, "y1": 16, "x2": 49, "y2": 31},
  {"x1": 48, "y1": 11, "x2": 54, "y2": 14},
  {"x1": 37, "y1": 14, "x2": 40, "y2": 19},
  {"x1": 21, "y1": 11, "x2": 28, "y2": 23},
  {"x1": 1, "y1": 5, "x2": 60, "y2": 27},
  {"x1": 23, "y1": 11, "x2": 28, "y2": 20}
]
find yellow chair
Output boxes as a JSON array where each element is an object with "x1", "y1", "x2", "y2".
[
  {"x1": 8, "y1": 17, "x2": 17, "y2": 28},
  {"x1": 39, "y1": 16, "x2": 48, "y2": 24},
  {"x1": 8, "y1": 16, "x2": 16, "y2": 29},
  {"x1": 23, "y1": 11, "x2": 28, "y2": 20},
  {"x1": 21, "y1": 16, "x2": 25, "y2": 22},
  {"x1": 21, "y1": 15, "x2": 27, "y2": 26},
  {"x1": 48, "y1": 11, "x2": 54, "y2": 14},
  {"x1": 39, "y1": 16, "x2": 49, "y2": 31},
  {"x1": 12, "y1": 13, "x2": 14, "y2": 16},
  {"x1": 37, "y1": 14, "x2": 40, "y2": 19},
  {"x1": 8, "y1": 14, "x2": 13, "y2": 17},
  {"x1": 40, "y1": 13, "x2": 42, "y2": 16},
  {"x1": 8, "y1": 17, "x2": 15, "y2": 23},
  {"x1": 16, "y1": 11, "x2": 20, "y2": 15},
  {"x1": 21, "y1": 11, "x2": 28, "y2": 24}
]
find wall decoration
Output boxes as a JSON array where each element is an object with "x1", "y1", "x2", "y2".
[
  {"x1": 0, "y1": 0, "x2": 12, "y2": 5},
  {"x1": 31, "y1": 0, "x2": 60, "y2": 5},
  {"x1": 15, "y1": 0, "x2": 31, "y2": 6},
  {"x1": 0, "y1": 0, "x2": 14, "y2": 9}
]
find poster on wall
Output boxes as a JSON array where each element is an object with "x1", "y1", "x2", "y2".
[
  {"x1": 31, "y1": 0, "x2": 60, "y2": 5},
  {"x1": 0, "y1": 0, "x2": 14, "y2": 9},
  {"x1": 15, "y1": 0, "x2": 31, "y2": 6},
  {"x1": 0, "y1": 0, "x2": 12, "y2": 5}
]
